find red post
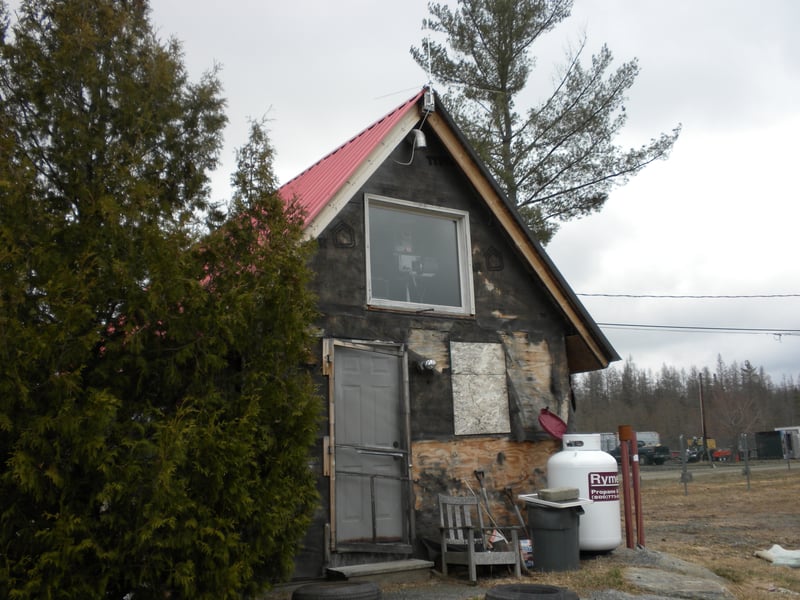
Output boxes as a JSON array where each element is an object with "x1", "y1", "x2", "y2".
[
  {"x1": 618, "y1": 425, "x2": 635, "y2": 548},
  {"x1": 629, "y1": 430, "x2": 645, "y2": 547}
]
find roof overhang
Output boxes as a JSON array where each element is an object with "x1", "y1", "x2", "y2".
[{"x1": 426, "y1": 109, "x2": 619, "y2": 373}]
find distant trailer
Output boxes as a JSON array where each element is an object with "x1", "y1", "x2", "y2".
[
  {"x1": 775, "y1": 426, "x2": 800, "y2": 459},
  {"x1": 598, "y1": 431, "x2": 660, "y2": 452},
  {"x1": 599, "y1": 432, "x2": 618, "y2": 452},
  {"x1": 754, "y1": 431, "x2": 784, "y2": 459}
]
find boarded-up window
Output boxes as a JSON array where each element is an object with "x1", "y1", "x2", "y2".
[{"x1": 450, "y1": 342, "x2": 510, "y2": 435}]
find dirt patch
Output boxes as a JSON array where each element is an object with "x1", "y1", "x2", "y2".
[
  {"x1": 494, "y1": 462, "x2": 800, "y2": 599},
  {"x1": 623, "y1": 463, "x2": 800, "y2": 598}
]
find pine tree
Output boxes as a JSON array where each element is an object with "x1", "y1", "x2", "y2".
[{"x1": 412, "y1": 0, "x2": 681, "y2": 244}]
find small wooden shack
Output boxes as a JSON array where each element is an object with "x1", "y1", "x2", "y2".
[{"x1": 277, "y1": 88, "x2": 619, "y2": 579}]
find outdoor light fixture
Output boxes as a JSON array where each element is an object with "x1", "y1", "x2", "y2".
[
  {"x1": 409, "y1": 128, "x2": 427, "y2": 149},
  {"x1": 415, "y1": 359, "x2": 437, "y2": 373},
  {"x1": 396, "y1": 128, "x2": 428, "y2": 166}
]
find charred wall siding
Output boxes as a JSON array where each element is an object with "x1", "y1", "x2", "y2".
[
  {"x1": 411, "y1": 437, "x2": 558, "y2": 546},
  {"x1": 307, "y1": 125, "x2": 571, "y2": 556}
]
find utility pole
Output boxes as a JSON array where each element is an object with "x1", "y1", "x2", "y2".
[{"x1": 698, "y1": 374, "x2": 714, "y2": 466}]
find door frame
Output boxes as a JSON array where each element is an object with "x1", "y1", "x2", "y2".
[{"x1": 322, "y1": 337, "x2": 413, "y2": 554}]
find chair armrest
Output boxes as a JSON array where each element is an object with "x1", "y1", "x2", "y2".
[{"x1": 439, "y1": 525, "x2": 481, "y2": 533}]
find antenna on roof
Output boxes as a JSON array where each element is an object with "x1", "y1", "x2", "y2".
[
  {"x1": 422, "y1": 18, "x2": 435, "y2": 113},
  {"x1": 423, "y1": 19, "x2": 433, "y2": 89}
]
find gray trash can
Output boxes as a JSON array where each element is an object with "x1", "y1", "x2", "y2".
[{"x1": 526, "y1": 504, "x2": 584, "y2": 572}]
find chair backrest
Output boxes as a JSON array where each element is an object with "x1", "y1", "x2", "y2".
[{"x1": 438, "y1": 494, "x2": 487, "y2": 547}]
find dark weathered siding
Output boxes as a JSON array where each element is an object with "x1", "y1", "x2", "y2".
[{"x1": 303, "y1": 123, "x2": 573, "y2": 570}]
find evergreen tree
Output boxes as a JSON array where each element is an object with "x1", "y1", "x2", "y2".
[
  {"x1": 573, "y1": 355, "x2": 798, "y2": 452},
  {"x1": 412, "y1": 0, "x2": 681, "y2": 244},
  {"x1": 0, "y1": 1, "x2": 318, "y2": 597}
]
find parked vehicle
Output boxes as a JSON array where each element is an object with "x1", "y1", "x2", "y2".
[
  {"x1": 609, "y1": 440, "x2": 671, "y2": 466},
  {"x1": 685, "y1": 436, "x2": 721, "y2": 462},
  {"x1": 685, "y1": 446, "x2": 702, "y2": 462}
]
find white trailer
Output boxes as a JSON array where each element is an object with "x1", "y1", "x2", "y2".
[
  {"x1": 636, "y1": 431, "x2": 661, "y2": 447},
  {"x1": 775, "y1": 426, "x2": 800, "y2": 459},
  {"x1": 598, "y1": 431, "x2": 661, "y2": 452}
]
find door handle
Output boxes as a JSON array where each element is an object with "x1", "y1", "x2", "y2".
[{"x1": 356, "y1": 449, "x2": 405, "y2": 458}]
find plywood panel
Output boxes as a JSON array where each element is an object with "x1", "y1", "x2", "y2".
[
  {"x1": 410, "y1": 437, "x2": 559, "y2": 538},
  {"x1": 451, "y1": 342, "x2": 510, "y2": 435},
  {"x1": 500, "y1": 331, "x2": 570, "y2": 428}
]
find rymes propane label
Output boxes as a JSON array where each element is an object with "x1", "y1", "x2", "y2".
[{"x1": 588, "y1": 471, "x2": 619, "y2": 502}]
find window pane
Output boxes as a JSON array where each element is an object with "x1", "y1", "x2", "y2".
[{"x1": 369, "y1": 204, "x2": 462, "y2": 308}]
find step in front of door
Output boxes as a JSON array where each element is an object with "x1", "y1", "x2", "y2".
[{"x1": 326, "y1": 559, "x2": 434, "y2": 585}]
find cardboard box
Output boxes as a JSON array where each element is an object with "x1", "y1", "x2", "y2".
[{"x1": 519, "y1": 538, "x2": 533, "y2": 569}]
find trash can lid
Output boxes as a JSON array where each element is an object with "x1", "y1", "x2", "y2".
[{"x1": 518, "y1": 493, "x2": 592, "y2": 509}]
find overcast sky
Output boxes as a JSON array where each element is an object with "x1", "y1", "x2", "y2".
[{"x1": 147, "y1": 0, "x2": 800, "y2": 383}]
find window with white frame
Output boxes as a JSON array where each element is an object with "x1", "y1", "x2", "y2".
[{"x1": 365, "y1": 195, "x2": 474, "y2": 315}]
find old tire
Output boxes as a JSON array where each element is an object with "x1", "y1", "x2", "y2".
[
  {"x1": 484, "y1": 583, "x2": 579, "y2": 600},
  {"x1": 292, "y1": 580, "x2": 381, "y2": 600}
]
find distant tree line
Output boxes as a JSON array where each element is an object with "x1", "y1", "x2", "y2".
[{"x1": 572, "y1": 355, "x2": 800, "y2": 453}]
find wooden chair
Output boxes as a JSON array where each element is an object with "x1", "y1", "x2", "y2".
[{"x1": 437, "y1": 493, "x2": 522, "y2": 583}]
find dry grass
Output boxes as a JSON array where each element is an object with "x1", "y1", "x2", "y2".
[
  {"x1": 532, "y1": 463, "x2": 800, "y2": 598},
  {"x1": 434, "y1": 463, "x2": 800, "y2": 598},
  {"x1": 634, "y1": 464, "x2": 800, "y2": 599},
  {"x1": 267, "y1": 463, "x2": 800, "y2": 599}
]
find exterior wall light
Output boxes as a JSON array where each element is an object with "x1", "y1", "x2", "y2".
[
  {"x1": 409, "y1": 128, "x2": 427, "y2": 149},
  {"x1": 415, "y1": 359, "x2": 437, "y2": 373}
]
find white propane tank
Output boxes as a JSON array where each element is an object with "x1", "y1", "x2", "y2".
[{"x1": 547, "y1": 433, "x2": 621, "y2": 551}]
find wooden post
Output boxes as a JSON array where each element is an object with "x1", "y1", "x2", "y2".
[
  {"x1": 618, "y1": 425, "x2": 635, "y2": 548},
  {"x1": 629, "y1": 430, "x2": 645, "y2": 547}
]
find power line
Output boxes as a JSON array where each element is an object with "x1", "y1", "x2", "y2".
[
  {"x1": 579, "y1": 293, "x2": 800, "y2": 299},
  {"x1": 597, "y1": 323, "x2": 800, "y2": 335},
  {"x1": 578, "y1": 293, "x2": 800, "y2": 336}
]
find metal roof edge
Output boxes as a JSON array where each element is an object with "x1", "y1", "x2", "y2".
[
  {"x1": 302, "y1": 107, "x2": 422, "y2": 239},
  {"x1": 278, "y1": 90, "x2": 426, "y2": 226}
]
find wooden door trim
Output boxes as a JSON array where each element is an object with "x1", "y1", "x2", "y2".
[{"x1": 323, "y1": 338, "x2": 411, "y2": 554}]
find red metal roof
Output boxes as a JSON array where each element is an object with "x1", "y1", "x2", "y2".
[{"x1": 278, "y1": 90, "x2": 425, "y2": 225}]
